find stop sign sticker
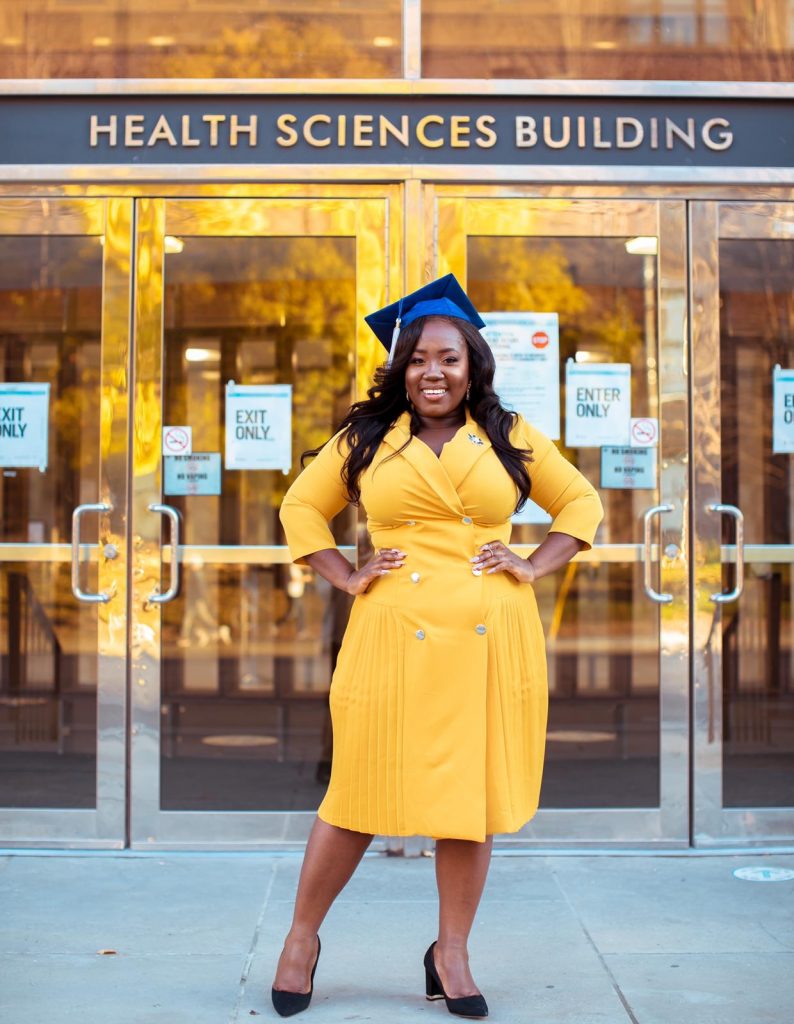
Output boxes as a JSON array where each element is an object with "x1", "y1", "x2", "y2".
[{"x1": 531, "y1": 331, "x2": 549, "y2": 349}]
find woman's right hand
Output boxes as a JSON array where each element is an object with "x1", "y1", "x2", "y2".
[{"x1": 344, "y1": 548, "x2": 406, "y2": 595}]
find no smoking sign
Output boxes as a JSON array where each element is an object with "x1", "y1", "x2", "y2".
[
  {"x1": 162, "y1": 425, "x2": 193, "y2": 456},
  {"x1": 630, "y1": 417, "x2": 658, "y2": 447}
]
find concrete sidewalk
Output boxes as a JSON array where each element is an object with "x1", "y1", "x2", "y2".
[{"x1": 1, "y1": 849, "x2": 793, "y2": 1024}]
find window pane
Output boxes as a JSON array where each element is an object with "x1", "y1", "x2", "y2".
[
  {"x1": 718, "y1": 238, "x2": 794, "y2": 808},
  {"x1": 0, "y1": 236, "x2": 103, "y2": 808},
  {"x1": 423, "y1": 0, "x2": 794, "y2": 81},
  {"x1": 0, "y1": 0, "x2": 401, "y2": 78},
  {"x1": 468, "y1": 233, "x2": 662, "y2": 808},
  {"x1": 159, "y1": 234, "x2": 357, "y2": 811}
]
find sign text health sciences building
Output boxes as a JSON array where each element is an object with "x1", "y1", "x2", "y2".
[{"x1": 1, "y1": 1, "x2": 793, "y2": 851}]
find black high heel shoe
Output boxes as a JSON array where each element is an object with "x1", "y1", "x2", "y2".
[
  {"x1": 423, "y1": 941, "x2": 488, "y2": 1018},
  {"x1": 271, "y1": 934, "x2": 321, "y2": 1017}
]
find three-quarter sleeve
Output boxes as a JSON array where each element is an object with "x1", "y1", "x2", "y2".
[
  {"x1": 279, "y1": 429, "x2": 352, "y2": 565},
  {"x1": 514, "y1": 415, "x2": 604, "y2": 551}
]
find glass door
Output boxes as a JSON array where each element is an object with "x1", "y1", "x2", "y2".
[
  {"x1": 129, "y1": 194, "x2": 397, "y2": 848},
  {"x1": 432, "y1": 191, "x2": 690, "y2": 846},
  {"x1": 0, "y1": 198, "x2": 132, "y2": 847},
  {"x1": 691, "y1": 202, "x2": 794, "y2": 846}
]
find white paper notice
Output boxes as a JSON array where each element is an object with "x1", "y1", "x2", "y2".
[
  {"x1": 565, "y1": 360, "x2": 632, "y2": 447},
  {"x1": 0, "y1": 382, "x2": 50, "y2": 470},
  {"x1": 480, "y1": 312, "x2": 560, "y2": 439},
  {"x1": 773, "y1": 365, "x2": 794, "y2": 454},
  {"x1": 225, "y1": 383, "x2": 292, "y2": 471}
]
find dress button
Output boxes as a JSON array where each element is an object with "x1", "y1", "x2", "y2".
[
  {"x1": 406, "y1": 520, "x2": 416, "y2": 526},
  {"x1": 410, "y1": 572, "x2": 421, "y2": 583},
  {"x1": 471, "y1": 568, "x2": 482, "y2": 576},
  {"x1": 475, "y1": 624, "x2": 487, "y2": 635},
  {"x1": 462, "y1": 516, "x2": 473, "y2": 524},
  {"x1": 416, "y1": 629, "x2": 425, "y2": 640}
]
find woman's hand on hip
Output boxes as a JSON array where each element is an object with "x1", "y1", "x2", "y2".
[
  {"x1": 344, "y1": 548, "x2": 406, "y2": 595},
  {"x1": 471, "y1": 541, "x2": 536, "y2": 584}
]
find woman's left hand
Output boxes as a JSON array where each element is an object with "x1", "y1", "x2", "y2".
[{"x1": 471, "y1": 541, "x2": 536, "y2": 584}]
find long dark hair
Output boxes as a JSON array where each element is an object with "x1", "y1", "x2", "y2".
[{"x1": 302, "y1": 315, "x2": 535, "y2": 511}]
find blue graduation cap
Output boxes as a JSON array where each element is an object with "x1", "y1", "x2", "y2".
[{"x1": 365, "y1": 273, "x2": 486, "y2": 366}]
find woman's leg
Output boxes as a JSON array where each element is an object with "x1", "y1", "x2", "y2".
[
  {"x1": 273, "y1": 817, "x2": 374, "y2": 992},
  {"x1": 433, "y1": 834, "x2": 494, "y2": 997}
]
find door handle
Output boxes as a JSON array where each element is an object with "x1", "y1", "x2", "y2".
[
  {"x1": 71, "y1": 502, "x2": 112, "y2": 603},
  {"x1": 706, "y1": 502, "x2": 745, "y2": 603},
  {"x1": 147, "y1": 503, "x2": 181, "y2": 604},
  {"x1": 643, "y1": 503, "x2": 674, "y2": 604}
]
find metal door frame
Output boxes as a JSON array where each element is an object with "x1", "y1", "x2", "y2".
[
  {"x1": 0, "y1": 197, "x2": 132, "y2": 848},
  {"x1": 128, "y1": 190, "x2": 400, "y2": 849},
  {"x1": 690, "y1": 200, "x2": 794, "y2": 847},
  {"x1": 431, "y1": 188, "x2": 691, "y2": 847}
]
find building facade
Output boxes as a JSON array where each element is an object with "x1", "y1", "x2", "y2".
[{"x1": 0, "y1": 1, "x2": 793, "y2": 850}]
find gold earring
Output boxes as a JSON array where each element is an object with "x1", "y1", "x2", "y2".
[{"x1": 466, "y1": 381, "x2": 471, "y2": 400}]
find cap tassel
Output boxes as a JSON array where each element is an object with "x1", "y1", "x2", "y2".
[{"x1": 386, "y1": 317, "x2": 401, "y2": 366}]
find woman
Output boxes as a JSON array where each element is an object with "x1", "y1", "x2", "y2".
[{"x1": 272, "y1": 275, "x2": 604, "y2": 1018}]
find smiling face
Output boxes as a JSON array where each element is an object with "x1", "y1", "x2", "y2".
[{"x1": 404, "y1": 318, "x2": 470, "y2": 420}]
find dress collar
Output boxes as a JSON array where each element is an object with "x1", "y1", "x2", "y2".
[{"x1": 381, "y1": 406, "x2": 493, "y2": 511}]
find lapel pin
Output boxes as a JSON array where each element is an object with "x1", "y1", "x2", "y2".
[{"x1": 467, "y1": 432, "x2": 484, "y2": 446}]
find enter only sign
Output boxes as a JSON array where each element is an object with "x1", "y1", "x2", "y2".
[{"x1": 630, "y1": 417, "x2": 658, "y2": 447}]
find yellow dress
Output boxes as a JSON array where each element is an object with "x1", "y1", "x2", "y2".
[{"x1": 279, "y1": 407, "x2": 604, "y2": 842}]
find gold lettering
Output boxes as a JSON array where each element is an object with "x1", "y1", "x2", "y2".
[
  {"x1": 450, "y1": 115, "x2": 471, "y2": 148},
  {"x1": 592, "y1": 116, "x2": 612, "y2": 149},
  {"x1": 577, "y1": 116, "x2": 586, "y2": 148},
  {"x1": 230, "y1": 115, "x2": 257, "y2": 147},
  {"x1": 338, "y1": 114, "x2": 347, "y2": 147},
  {"x1": 702, "y1": 117, "x2": 733, "y2": 151},
  {"x1": 353, "y1": 114, "x2": 374, "y2": 146},
  {"x1": 124, "y1": 115, "x2": 145, "y2": 147},
  {"x1": 303, "y1": 114, "x2": 332, "y2": 147},
  {"x1": 416, "y1": 114, "x2": 445, "y2": 148},
  {"x1": 379, "y1": 114, "x2": 409, "y2": 147},
  {"x1": 203, "y1": 114, "x2": 227, "y2": 147},
  {"x1": 649, "y1": 118, "x2": 659, "y2": 149},
  {"x1": 665, "y1": 117, "x2": 696, "y2": 150},
  {"x1": 542, "y1": 115, "x2": 570, "y2": 149},
  {"x1": 616, "y1": 117, "x2": 644, "y2": 149},
  {"x1": 147, "y1": 114, "x2": 178, "y2": 147},
  {"x1": 89, "y1": 114, "x2": 117, "y2": 147},
  {"x1": 276, "y1": 113, "x2": 298, "y2": 148},
  {"x1": 515, "y1": 116, "x2": 537, "y2": 148},
  {"x1": 475, "y1": 115, "x2": 497, "y2": 148},
  {"x1": 181, "y1": 115, "x2": 200, "y2": 147}
]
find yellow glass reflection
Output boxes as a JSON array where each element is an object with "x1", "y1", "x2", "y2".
[
  {"x1": 0, "y1": 0, "x2": 401, "y2": 78},
  {"x1": 423, "y1": 0, "x2": 794, "y2": 81}
]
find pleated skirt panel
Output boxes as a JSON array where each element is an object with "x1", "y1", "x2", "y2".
[
  {"x1": 317, "y1": 598, "x2": 408, "y2": 836},
  {"x1": 316, "y1": 586, "x2": 549, "y2": 841}
]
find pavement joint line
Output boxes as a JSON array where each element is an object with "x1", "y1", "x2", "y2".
[
  {"x1": 545, "y1": 856, "x2": 642, "y2": 1024},
  {"x1": 2, "y1": 845, "x2": 794, "y2": 858},
  {"x1": 228, "y1": 860, "x2": 278, "y2": 1024}
]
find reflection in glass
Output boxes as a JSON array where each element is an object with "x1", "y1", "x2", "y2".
[
  {"x1": 159, "y1": 235, "x2": 356, "y2": 810},
  {"x1": 718, "y1": 238, "x2": 794, "y2": 807},
  {"x1": 423, "y1": 0, "x2": 794, "y2": 81},
  {"x1": 0, "y1": 1, "x2": 401, "y2": 78},
  {"x1": 0, "y1": 236, "x2": 103, "y2": 808},
  {"x1": 468, "y1": 235, "x2": 662, "y2": 807}
]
